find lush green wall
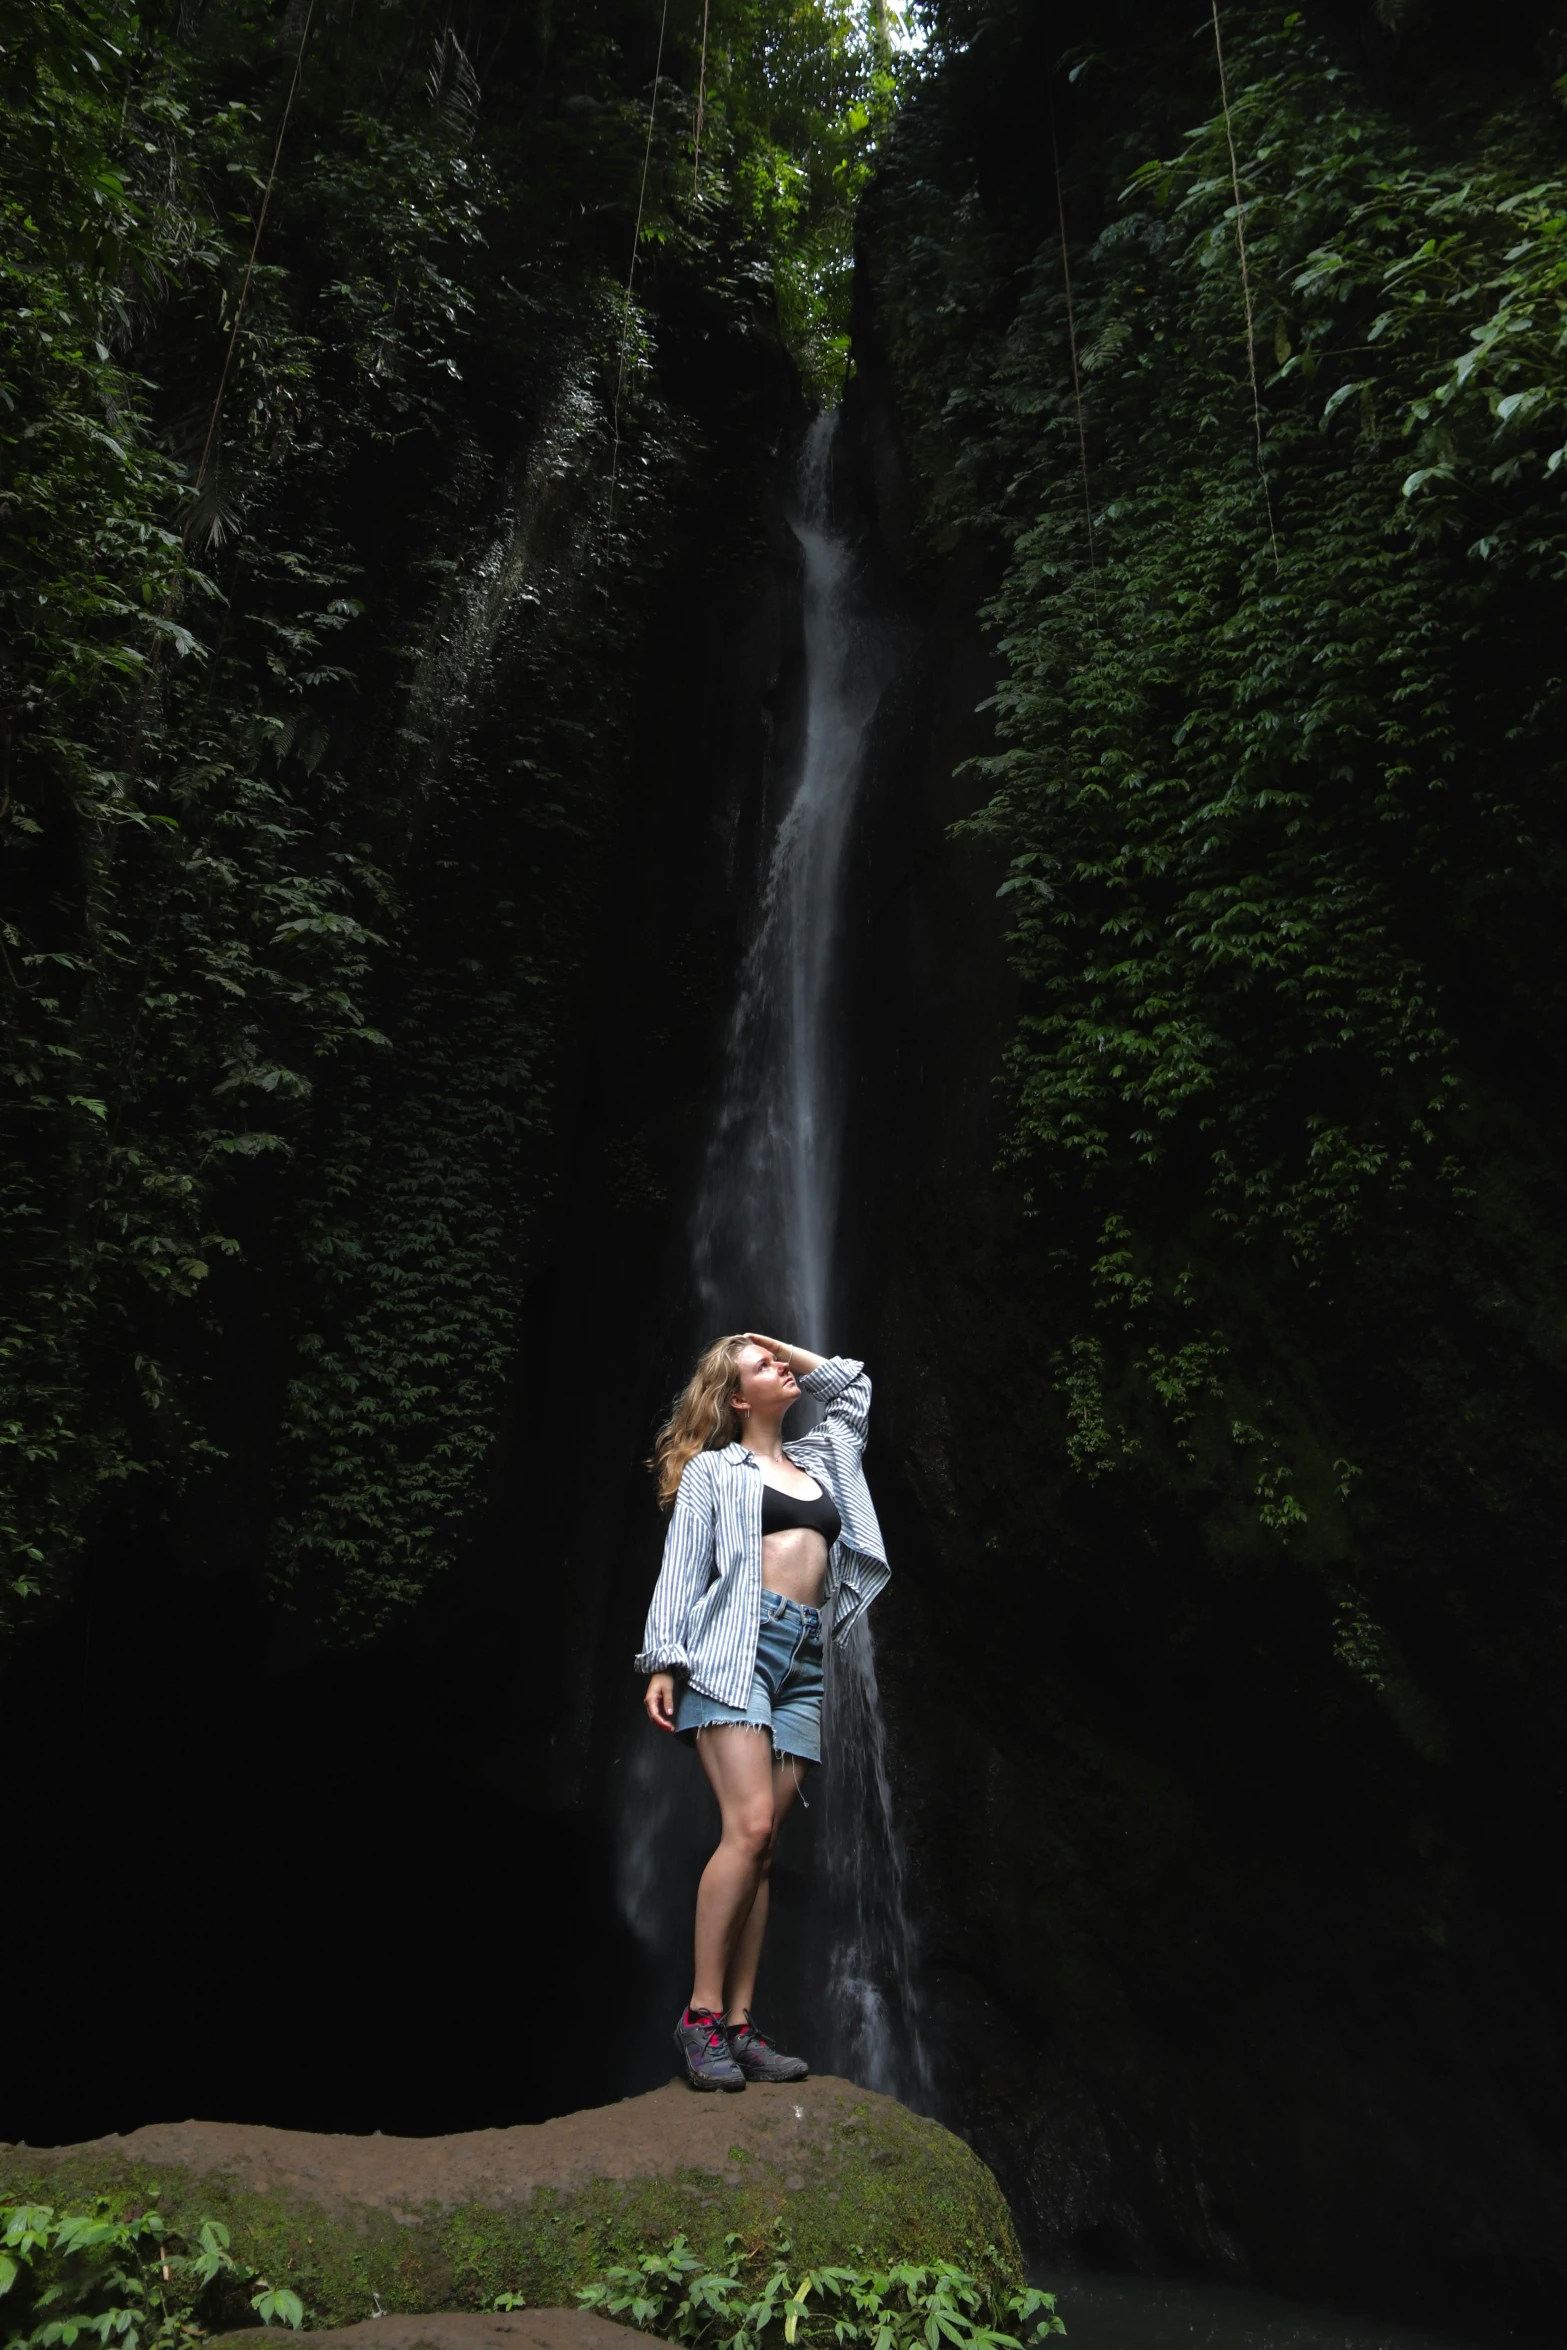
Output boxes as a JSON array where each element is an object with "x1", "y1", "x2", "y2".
[
  {"x1": 834, "y1": 0, "x2": 1567, "y2": 2324},
  {"x1": 862, "y1": 0, "x2": 1567, "y2": 1624},
  {"x1": 0, "y1": 0, "x2": 893, "y2": 1653}
]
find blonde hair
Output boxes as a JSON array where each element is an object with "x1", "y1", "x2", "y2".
[{"x1": 651, "y1": 1333, "x2": 752, "y2": 1508}]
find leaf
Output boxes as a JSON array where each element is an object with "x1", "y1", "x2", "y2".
[
  {"x1": 252, "y1": 2288, "x2": 306, "y2": 2329},
  {"x1": 1400, "y1": 464, "x2": 1454, "y2": 498}
]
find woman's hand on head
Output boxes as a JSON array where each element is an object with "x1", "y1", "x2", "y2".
[
  {"x1": 743, "y1": 1333, "x2": 826, "y2": 1377},
  {"x1": 645, "y1": 1672, "x2": 677, "y2": 1733}
]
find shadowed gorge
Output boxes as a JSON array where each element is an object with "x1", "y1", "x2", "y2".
[{"x1": 3, "y1": 0, "x2": 1566, "y2": 2342}]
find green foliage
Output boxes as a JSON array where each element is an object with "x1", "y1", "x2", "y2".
[
  {"x1": 577, "y1": 2234, "x2": 1062, "y2": 2350},
  {"x1": 0, "y1": 0, "x2": 795, "y2": 1652},
  {"x1": 0, "y1": 0, "x2": 913, "y2": 1658},
  {"x1": 867, "y1": 5, "x2": 1567, "y2": 1572},
  {"x1": 0, "y1": 2205, "x2": 306, "y2": 2350},
  {"x1": 1, "y1": 0, "x2": 499, "y2": 1627},
  {"x1": 696, "y1": 1, "x2": 913, "y2": 395}
]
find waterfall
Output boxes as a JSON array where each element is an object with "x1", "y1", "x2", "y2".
[
  {"x1": 819, "y1": 1613, "x2": 930, "y2": 2100},
  {"x1": 691, "y1": 411, "x2": 874, "y2": 1347},
  {"x1": 677, "y1": 409, "x2": 929, "y2": 2102}
]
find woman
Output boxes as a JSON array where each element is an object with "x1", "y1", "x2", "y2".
[{"x1": 637, "y1": 1332, "x2": 890, "y2": 2091}]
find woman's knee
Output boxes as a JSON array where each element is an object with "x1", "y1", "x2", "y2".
[{"x1": 726, "y1": 1804, "x2": 776, "y2": 1864}]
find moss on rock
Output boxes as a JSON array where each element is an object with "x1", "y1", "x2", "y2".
[{"x1": 0, "y1": 2079, "x2": 1019, "y2": 2331}]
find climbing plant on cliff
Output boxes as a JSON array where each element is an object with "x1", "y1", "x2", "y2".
[
  {"x1": 0, "y1": 0, "x2": 906, "y2": 1656},
  {"x1": 0, "y1": 0, "x2": 561, "y2": 1645},
  {"x1": 867, "y1": 3, "x2": 1567, "y2": 1566}
]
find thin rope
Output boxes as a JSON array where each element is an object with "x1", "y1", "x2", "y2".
[
  {"x1": 1048, "y1": 90, "x2": 1097, "y2": 588},
  {"x1": 609, "y1": 0, "x2": 673, "y2": 512},
  {"x1": 187, "y1": 0, "x2": 314, "y2": 540},
  {"x1": 692, "y1": 0, "x2": 710, "y2": 195},
  {"x1": 1210, "y1": 0, "x2": 1278, "y2": 561}
]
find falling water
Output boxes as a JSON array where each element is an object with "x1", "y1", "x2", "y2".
[
  {"x1": 691, "y1": 412, "x2": 876, "y2": 1346},
  {"x1": 818, "y1": 1623, "x2": 929, "y2": 2098},
  {"x1": 681, "y1": 410, "x2": 929, "y2": 2101}
]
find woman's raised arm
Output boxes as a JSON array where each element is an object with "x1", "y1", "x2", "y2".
[{"x1": 797, "y1": 1354, "x2": 871, "y2": 1456}]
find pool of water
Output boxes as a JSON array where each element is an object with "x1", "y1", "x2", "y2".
[{"x1": 1032, "y1": 2273, "x2": 1519, "y2": 2350}]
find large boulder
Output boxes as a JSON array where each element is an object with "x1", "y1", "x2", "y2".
[
  {"x1": 211, "y1": 2319, "x2": 633, "y2": 2350},
  {"x1": 0, "y1": 2079, "x2": 1020, "y2": 2331}
]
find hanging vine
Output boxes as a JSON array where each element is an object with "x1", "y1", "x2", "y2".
[{"x1": 1210, "y1": 0, "x2": 1279, "y2": 558}]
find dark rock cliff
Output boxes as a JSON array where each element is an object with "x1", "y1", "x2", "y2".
[{"x1": 809, "y1": 0, "x2": 1567, "y2": 2331}]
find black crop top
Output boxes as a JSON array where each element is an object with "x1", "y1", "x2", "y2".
[{"x1": 760, "y1": 1477, "x2": 841, "y2": 1547}]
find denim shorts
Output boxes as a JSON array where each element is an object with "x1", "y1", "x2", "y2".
[{"x1": 675, "y1": 1591, "x2": 825, "y2": 1764}]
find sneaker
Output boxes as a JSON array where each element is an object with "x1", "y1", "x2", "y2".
[
  {"x1": 674, "y1": 2006, "x2": 746, "y2": 2091},
  {"x1": 725, "y1": 2010, "x2": 809, "y2": 2082}
]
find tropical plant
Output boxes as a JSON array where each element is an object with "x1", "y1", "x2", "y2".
[
  {"x1": 0, "y1": 2205, "x2": 306, "y2": 2350},
  {"x1": 577, "y1": 2232, "x2": 1063, "y2": 2350}
]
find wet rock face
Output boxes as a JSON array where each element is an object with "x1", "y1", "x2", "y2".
[{"x1": 0, "y1": 2081, "x2": 1020, "y2": 2330}]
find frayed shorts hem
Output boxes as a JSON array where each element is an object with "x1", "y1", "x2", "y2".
[
  {"x1": 688, "y1": 1721, "x2": 805, "y2": 1766},
  {"x1": 674, "y1": 1706, "x2": 821, "y2": 1766},
  {"x1": 673, "y1": 1592, "x2": 824, "y2": 1765}
]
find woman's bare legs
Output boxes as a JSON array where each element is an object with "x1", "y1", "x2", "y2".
[
  {"x1": 690, "y1": 1730, "x2": 810, "y2": 2017},
  {"x1": 721, "y1": 1753, "x2": 808, "y2": 2020}
]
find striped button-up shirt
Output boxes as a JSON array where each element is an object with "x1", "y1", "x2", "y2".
[{"x1": 635, "y1": 1356, "x2": 890, "y2": 1709}]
